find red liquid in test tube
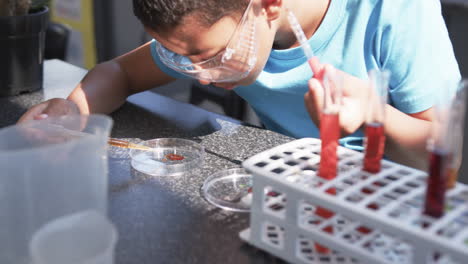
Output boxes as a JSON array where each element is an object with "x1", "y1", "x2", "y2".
[
  {"x1": 287, "y1": 9, "x2": 340, "y2": 254},
  {"x1": 363, "y1": 122, "x2": 385, "y2": 173},
  {"x1": 316, "y1": 72, "x2": 341, "y2": 254},
  {"x1": 363, "y1": 70, "x2": 390, "y2": 174},
  {"x1": 424, "y1": 149, "x2": 449, "y2": 218},
  {"x1": 316, "y1": 113, "x2": 339, "y2": 254},
  {"x1": 319, "y1": 113, "x2": 340, "y2": 179},
  {"x1": 423, "y1": 81, "x2": 458, "y2": 219}
]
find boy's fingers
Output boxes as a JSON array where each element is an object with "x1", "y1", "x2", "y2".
[
  {"x1": 17, "y1": 102, "x2": 49, "y2": 124},
  {"x1": 34, "y1": 114, "x2": 49, "y2": 120},
  {"x1": 198, "y1": 79, "x2": 210, "y2": 86},
  {"x1": 323, "y1": 64, "x2": 337, "y2": 78},
  {"x1": 17, "y1": 98, "x2": 80, "y2": 124}
]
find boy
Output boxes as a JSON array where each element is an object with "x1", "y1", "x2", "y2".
[{"x1": 19, "y1": 0, "x2": 460, "y2": 168}]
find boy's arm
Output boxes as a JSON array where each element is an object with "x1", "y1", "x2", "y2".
[
  {"x1": 19, "y1": 41, "x2": 175, "y2": 121},
  {"x1": 384, "y1": 105, "x2": 433, "y2": 169},
  {"x1": 69, "y1": 41, "x2": 175, "y2": 114}
]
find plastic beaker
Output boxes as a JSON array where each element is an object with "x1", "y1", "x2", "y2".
[
  {"x1": 0, "y1": 114, "x2": 113, "y2": 264},
  {"x1": 29, "y1": 210, "x2": 118, "y2": 264}
]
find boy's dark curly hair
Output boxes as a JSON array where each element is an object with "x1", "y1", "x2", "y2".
[{"x1": 133, "y1": 0, "x2": 249, "y2": 33}]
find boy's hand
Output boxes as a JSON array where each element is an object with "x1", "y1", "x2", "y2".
[
  {"x1": 304, "y1": 57, "x2": 370, "y2": 136},
  {"x1": 17, "y1": 98, "x2": 81, "y2": 124}
]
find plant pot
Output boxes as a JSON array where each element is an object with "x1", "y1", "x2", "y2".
[{"x1": 0, "y1": 7, "x2": 49, "y2": 97}]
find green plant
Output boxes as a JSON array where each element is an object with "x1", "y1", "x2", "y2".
[{"x1": 0, "y1": 0, "x2": 50, "y2": 17}]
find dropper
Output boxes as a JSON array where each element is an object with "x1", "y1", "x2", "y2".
[{"x1": 286, "y1": 9, "x2": 315, "y2": 72}]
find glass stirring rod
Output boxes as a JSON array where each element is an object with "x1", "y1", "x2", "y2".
[
  {"x1": 46, "y1": 124, "x2": 153, "y2": 151},
  {"x1": 108, "y1": 138, "x2": 153, "y2": 151}
]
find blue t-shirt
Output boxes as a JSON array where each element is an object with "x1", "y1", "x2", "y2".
[{"x1": 150, "y1": 0, "x2": 460, "y2": 141}]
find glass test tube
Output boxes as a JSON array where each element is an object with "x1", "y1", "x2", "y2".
[
  {"x1": 319, "y1": 70, "x2": 342, "y2": 180},
  {"x1": 288, "y1": 8, "x2": 340, "y2": 253},
  {"x1": 363, "y1": 70, "x2": 390, "y2": 173},
  {"x1": 316, "y1": 69, "x2": 342, "y2": 254},
  {"x1": 446, "y1": 81, "x2": 467, "y2": 189},
  {"x1": 424, "y1": 86, "x2": 454, "y2": 218}
]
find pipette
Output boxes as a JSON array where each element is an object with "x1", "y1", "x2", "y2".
[{"x1": 286, "y1": 9, "x2": 315, "y2": 72}]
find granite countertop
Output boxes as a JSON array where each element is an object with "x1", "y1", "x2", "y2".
[
  {"x1": 0, "y1": 60, "x2": 294, "y2": 263},
  {"x1": 109, "y1": 92, "x2": 292, "y2": 264}
]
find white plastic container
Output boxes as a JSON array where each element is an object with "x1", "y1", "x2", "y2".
[
  {"x1": 29, "y1": 210, "x2": 118, "y2": 264},
  {"x1": 0, "y1": 115, "x2": 113, "y2": 264},
  {"x1": 240, "y1": 138, "x2": 468, "y2": 264}
]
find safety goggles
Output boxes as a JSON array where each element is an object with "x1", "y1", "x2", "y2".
[{"x1": 154, "y1": 0, "x2": 258, "y2": 83}]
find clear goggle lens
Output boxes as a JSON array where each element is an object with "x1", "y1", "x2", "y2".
[{"x1": 155, "y1": 0, "x2": 258, "y2": 83}]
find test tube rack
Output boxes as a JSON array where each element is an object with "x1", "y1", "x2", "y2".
[{"x1": 240, "y1": 138, "x2": 468, "y2": 264}]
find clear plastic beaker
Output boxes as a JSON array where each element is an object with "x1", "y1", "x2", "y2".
[
  {"x1": 29, "y1": 210, "x2": 118, "y2": 264},
  {"x1": 0, "y1": 114, "x2": 113, "y2": 264}
]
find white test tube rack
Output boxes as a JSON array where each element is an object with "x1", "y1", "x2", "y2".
[{"x1": 240, "y1": 138, "x2": 468, "y2": 264}]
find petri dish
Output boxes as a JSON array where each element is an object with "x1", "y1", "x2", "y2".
[
  {"x1": 202, "y1": 168, "x2": 253, "y2": 212},
  {"x1": 129, "y1": 138, "x2": 205, "y2": 176}
]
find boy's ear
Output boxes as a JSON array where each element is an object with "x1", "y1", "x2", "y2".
[{"x1": 262, "y1": 0, "x2": 282, "y2": 21}]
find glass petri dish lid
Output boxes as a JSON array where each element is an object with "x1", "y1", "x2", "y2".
[
  {"x1": 129, "y1": 138, "x2": 204, "y2": 176},
  {"x1": 202, "y1": 168, "x2": 253, "y2": 213}
]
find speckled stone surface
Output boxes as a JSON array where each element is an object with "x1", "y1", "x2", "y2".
[
  {"x1": 109, "y1": 92, "x2": 292, "y2": 264},
  {"x1": 1, "y1": 60, "x2": 294, "y2": 264}
]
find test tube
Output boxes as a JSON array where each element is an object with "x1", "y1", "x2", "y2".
[
  {"x1": 287, "y1": 9, "x2": 339, "y2": 253},
  {"x1": 315, "y1": 69, "x2": 342, "y2": 254},
  {"x1": 423, "y1": 87, "x2": 453, "y2": 218},
  {"x1": 446, "y1": 81, "x2": 467, "y2": 189},
  {"x1": 363, "y1": 70, "x2": 390, "y2": 173},
  {"x1": 425, "y1": 150, "x2": 449, "y2": 218},
  {"x1": 319, "y1": 70, "x2": 342, "y2": 180},
  {"x1": 288, "y1": 8, "x2": 342, "y2": 179}
]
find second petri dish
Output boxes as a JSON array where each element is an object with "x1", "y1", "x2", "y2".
[
  {"x1": 129, "y1": 138, "x2": 204, "y2": 176},
  {"x1": 202, "y1": 168, "x2": 253, "y2": 212}
]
